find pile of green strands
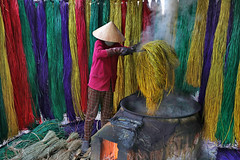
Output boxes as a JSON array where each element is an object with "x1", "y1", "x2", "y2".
[
  {"x1": 136, "y1": 40, "x2": 179, "y2": 115},
  {"x1": 0, "y1": 120, "x2": 64, "y2": 159},
  {"x1": 4, "y1": 130, "x2": 89, "y2": 160},
  {"x1": 13, "y1": 132, "x2": 89, "y2": 160}
]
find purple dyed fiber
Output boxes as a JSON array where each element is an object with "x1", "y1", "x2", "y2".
[
  {"x1": 63, "y1": 120, "x2": 101, "y2": 138},
  {"x1": 36, "y1": 0, "x2": 54, "y2": 119},
  {"x1": 216, "y1": 148, "x2": 240, "y2": 160},
  {"x1": 60, "y1": 1, "x2": 76, "y2": 121},
  {"x1": 24, "y1": 0, "x2": 38, "y2": 63},
  {"x1": 224, "y1": 1, "x2": 234, "y2": 72},
  {"x1": 198, "y1": 0, "x2": 221, "y2": 106}
]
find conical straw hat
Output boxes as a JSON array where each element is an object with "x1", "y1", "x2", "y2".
[{"x1": 93, "y1": 21, "x2": 125, "y2": 43}]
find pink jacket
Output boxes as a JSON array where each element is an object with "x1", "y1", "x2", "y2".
[{"x1": 88, "y1": 40, "x2": 122, "y2": 92}]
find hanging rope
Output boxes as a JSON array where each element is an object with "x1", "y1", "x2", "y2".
[
  {"x1": 0, "y1": 79, "x2": 8, "y2": 143},
  {"x1": 69, "y1": 0, "x2": 84, "y2": 118},
  {"x1": 174, "y1": 0, "x2": 197, "y2": 93},
  {"x1": 203, "y1": 0, "x2": 231, "y2": 142},
  {"x1": 215, "y1": 0, "x2": 238, "y2": 145},
  {"x1": 1, "y1": 0, "x2": 35, "y2": 129},
  {"x1": 198, "y1": 0, "x2": 221, "y2": 107},
  {"x1": 76, "y1": 0, "x2": 89, "y2": 113},
  {"x1": 136, "y1": 40, "x2": 179, "y2": 115},
  {"x1": 18, "y1": 0, "x2": 40, "y2": 120},
  {"x1": 0, "y1": 7, "x2": 18, "y2": 138},
  {"x1": 46, "y1": 0, "x2": 66, "y2": 121},
  {"x1": 60, "y1": 1, "x2": 76, "y2": 121},
  {"x1": 186, "y1": 0, "x2": 209, "y2": 87}
]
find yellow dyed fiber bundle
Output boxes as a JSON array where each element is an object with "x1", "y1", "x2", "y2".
[
  {"x1": 132, "y1": 0, "x2": 141, "y2": 44},
  {"x1": 186, "y1": 0, "x2": 209, "y2": 87},
  {"x1": 0, "y1": 8, "x2": 19, "y2": 137},
  {"x1": 203, "y1": 0, "x2": 231, "y2": 141},
  {"x1": 137, "y1": 0, "x2": 142, "y2": 43},
  {"x1": 234, "y1": 63, "x2": 240, "y2": 145},
  {"x1": 110, "y1": 0, "x2": 115, "y2": 22},
  {"x1": 69, "y1": 0, "x2": 84, "y2": 118},
  {"x1": 113, "y1": 0, "x2": 124, "y2": 114},
  {"x1": 136, "y1": 40, "x2": 179, "y2": 115},
  {"x1": 124, "y1": 0, "x2": 139, "y2": 97},
  {"x1": 85, "y1": 0, "x2": 91, "y2": 56},
  {"x1": 114, "y1": 0, "x2": 122, "y2": 30}
]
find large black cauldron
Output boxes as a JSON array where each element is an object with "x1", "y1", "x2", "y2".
[{"x1": 91, "y1": 91, "x2": 202, "y2": 160}]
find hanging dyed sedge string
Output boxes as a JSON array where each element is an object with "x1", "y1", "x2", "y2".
[
  {"x1": 124, "y1": 0, "x2": 138, "y2": 97},
  {"x1": 215, "y1": 0, "x2": 238, "y2": 145},
  {"x1": 224, "y1": 2, "x2": 234, "y2": 68},
  {"x1": 102, "y1": 0, "x2": 110, "y2": 25},
  {"x1": 136, "y1": 40, "x2": 179, "y2": 115},
  {"x1": 0, "y1": 10, "x2": 9, "y2": 141},
  {"x1": 54, "y1": 0, "x2": 67, "y2": 115},
  {"x1": 137, "y1": 0, "x2": 142, "y2": 43},
  {"x1": 76, "y1": 0, "x2": 89, "y2": 113},
  {"x1": 142, "y1": 0, "x2": 152, "y2": 43},
  {"x1": 60, "y1": 1, "x2": 76, "y2": 121},
  {"x1": 203, "y1": 0, "x2": 231, "y2": 142},
  {"x1": 24, "y1": 0, "x2": 43, "y2": 120},
  {"x1": 99, "y1": 0, "x2": 105, "y2": 26},
  {"x1": 110, "y1": 0, "x2": 115, "y2": 22},
  {"x1": 18, "y1": 0, "x2": 40, "y2": 120},
  {"x1": 114, "y1": 0, "x2": 121, "y2": 30},
  {"x1": 132, "y1": 0, "x2": 140, "y2": 44},
  {"x1": 0, "y1": 79, "x2": 8, "y2": 143},
  {"x1": 131, "y1": 0, "x2": 141, "y2": 92},
  {"x1": 0, "y1": 0, "x2": 35, "y2": 129},
  {"x1": 85, "y1": 0, "x2": 91, "y2": 57},
  {"x1": 89, "y1": 0, "x2": 99, "y2": 71},
  {"x1": 0, "y1": 7, "x2": 18, "y2": 138},
  {"x1": 113, "y1": 0, "x2": 124, "y2": 113},
  {"x1": 24, "y1": 0, "x2": 38, "y2": 59},
  {"x1": 234, "y1": 64, "x2": 240, "y2": 146},
  {"x1": 186, "y1": 0, "x2": 209, "y2": 87},
  {"x1": 198, "y1": 0, "x2": 221, "y2": 107},
  {"x1": 36, "y1": 0, "x2": 54, "y2": 119},
  {"x1": 46, "y1": 0, "x2": 66, "y2": 121},
  {"x1": 69, "y1": 0, "x2": 84, "y2": 118},
  {"x1": 174, "y1": 0, "x2": 197, "y2": 93},
  {"x1": 121, "y1": 0, "x2": 127, "y2": 37}
]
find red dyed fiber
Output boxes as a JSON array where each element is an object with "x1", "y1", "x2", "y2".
[
  {"x1": 75, "y1": 0, "x2": 89, "y2": 113},
  {"x1": 121, "y1": 0, "x2": 127, "y2": 36},
  {"x1": 0, "y1": 0, "x2": 34, "y2": 130},
  {"x1": 142, "y1": 0, "x2": 152, "y2": 41}
]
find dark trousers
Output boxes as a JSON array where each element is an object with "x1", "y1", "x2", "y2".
[{"x1": 84, "y1": 87, "x2": 113, "y2": 141}]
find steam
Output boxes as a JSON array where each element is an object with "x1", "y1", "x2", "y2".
[{"x1": 141, "y1": 0, "x2": 196, "y2": 47}]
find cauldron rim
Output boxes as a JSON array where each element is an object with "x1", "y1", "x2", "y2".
[{"x1": 119, "y1": 92, "x2": 201, "y2": 119}]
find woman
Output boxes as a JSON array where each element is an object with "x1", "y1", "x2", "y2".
[{"x1": 81, "y1": 21, "x2": 134, "y2": 152}]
